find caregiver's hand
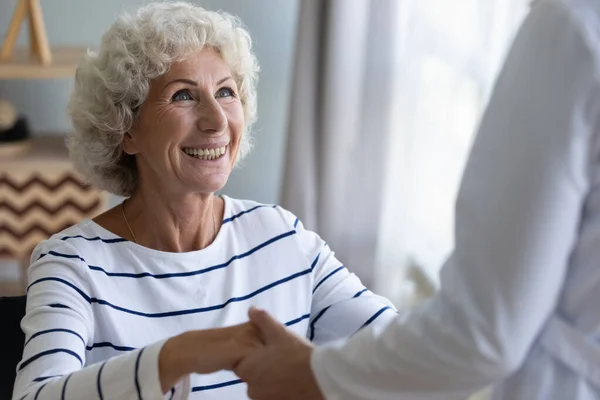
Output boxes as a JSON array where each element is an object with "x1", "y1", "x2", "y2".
[
  {"x1": 158, "y1": 322, "x2": 263, "y2": 393},
  {"x1": 235, "y1": 307, "x2": 324, "y2": 400}
]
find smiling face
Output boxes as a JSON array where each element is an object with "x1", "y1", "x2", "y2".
[{"x1": 123, "y1": 48, "x2": 245, "y2": 196}]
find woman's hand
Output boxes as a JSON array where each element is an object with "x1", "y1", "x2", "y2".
[{"x1": 159, "y1": 322, "x2": 263, "y2": 393}]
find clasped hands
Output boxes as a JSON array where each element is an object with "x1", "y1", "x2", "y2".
[{"x1": 159, "y1": 307, "x2": 325, "y2": 400}]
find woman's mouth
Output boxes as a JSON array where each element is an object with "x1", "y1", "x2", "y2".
[{"x1": 182, "y1": 145, "x2": 228, "y2": 160}]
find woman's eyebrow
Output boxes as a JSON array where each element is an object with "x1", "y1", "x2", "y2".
[
  {"x1": 162, "y1": 76, "x2": 233, "y2": 92},
  {"x1": 216, "y1": 76, "x2": 233, "y2": 85}
]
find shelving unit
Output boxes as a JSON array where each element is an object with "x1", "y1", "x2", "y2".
[
  {"x1": 0, "y1": 0, "x2": 84, "y2": 80},
  {"x1": 0, "y1": 2, "x2": 100, "y2": 295},
  {"x1": 0, "y1": 136, "x2": 108, "y2": 292},
  {"x1": 0, "y1": 47, "x2": 84, "y2": 79}
]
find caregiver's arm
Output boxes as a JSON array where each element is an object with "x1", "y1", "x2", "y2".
[{"x1": 312, "y1": 2, "x2": 600, "y2": 399}]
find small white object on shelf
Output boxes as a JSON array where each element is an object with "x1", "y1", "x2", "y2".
[{"x1": 0, "y1": 100, "x2": 17, "y2": 130}]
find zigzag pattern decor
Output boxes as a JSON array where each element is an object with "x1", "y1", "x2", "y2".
[
  {"x1": 0, "y1": 170, "x2": 106, "y2": 260},
  {"x1": 0, "y1": 137, "x2": 106, "y2": 261}
]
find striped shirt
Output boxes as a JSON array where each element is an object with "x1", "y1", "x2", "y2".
[{"x1": 12, "y1": 196, "x2": 396, "y2": 400}]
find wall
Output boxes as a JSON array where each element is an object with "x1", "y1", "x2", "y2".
[{"x1": 0, "y1": 0, "x2": 299, "y2": 204}]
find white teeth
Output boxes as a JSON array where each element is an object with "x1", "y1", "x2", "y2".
[{"x1": 182, "y1": 145, "x2": 228, "y2": 160}]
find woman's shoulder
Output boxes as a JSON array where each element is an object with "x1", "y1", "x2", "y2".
[
  {"x1": 223, "y1": 196, "x2": 298, "y2": 229},
  {"x1": 32, "y1": 218, "x2": 127, "y2": 260}
]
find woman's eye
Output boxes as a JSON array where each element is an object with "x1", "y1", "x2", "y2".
[
  {"x1": 172, "y1": 90, "x2": 194, "y2": 102},
  {"x1": 215, "y1": 87, "x2": 235, "y2": 99}
]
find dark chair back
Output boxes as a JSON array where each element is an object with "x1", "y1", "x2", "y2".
[{"x1": 0, "y1": 296, "x2": 26, "y2": 400}]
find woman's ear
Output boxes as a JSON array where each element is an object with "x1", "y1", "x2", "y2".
[{"x1": 122, "y1": 132, "x2": 139, "y2": 155}]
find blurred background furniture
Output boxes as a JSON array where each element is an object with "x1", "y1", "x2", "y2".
[
  {"x1": 0, "y1": 0, "x2": 82, "y2": 80},
  {"x1": 0, "y1": 136, "x2": 107, "y2": 293},
  {"x1": 0, "y1": 1, "x2": 103, "y2": 295},
  {"x1": 0, "y1": 0, "x2": 85, "y2": 79},
  {"x1": 1, "y1": 0, "x2": 52, "y2": 66},
  {"x1": 0, "y1": 295, "x2": 27, "y2": 400}
]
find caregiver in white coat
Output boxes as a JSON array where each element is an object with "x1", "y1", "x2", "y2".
[{"x1": 233, "y1": 0, "x2": 600, "y2": 399}]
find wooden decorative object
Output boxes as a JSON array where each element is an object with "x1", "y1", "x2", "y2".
[
  {"x1": 0, "y1": 1, "x2": 85, "y2": 79},
  {"x1": 0, "y1": 0, "x2": 52, "y2": 65},
  {"x1": 0, "y1": 136, "x2": 108, "y2": 290}
]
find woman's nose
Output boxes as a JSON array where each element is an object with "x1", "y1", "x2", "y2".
[{"x1": 197, "y1": 98, "x2": 227, "y2": 134}]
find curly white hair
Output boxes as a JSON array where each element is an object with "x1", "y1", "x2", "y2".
[{"x1": 67, "y1": 1, "x2": 259, "y2": 196}]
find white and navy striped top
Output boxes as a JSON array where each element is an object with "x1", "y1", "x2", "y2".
[{"x1": 12, "y1": 196, "x2": 396, "y2": 400}]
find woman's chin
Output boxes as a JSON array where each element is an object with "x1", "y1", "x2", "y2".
[{"x1": 183, "y1": 175, "x2": 229, "y2": 195}]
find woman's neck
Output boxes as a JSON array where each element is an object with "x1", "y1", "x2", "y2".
[{"x1": 123, "y1": 188, "x2": 223, "y2": 253}]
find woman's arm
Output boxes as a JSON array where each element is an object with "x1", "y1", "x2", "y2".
[
  {"x1": 13, "y1": 239, "x2": 261, "y2": 400},
  {"x1": 287, "y1": 215, "x2": 397, "y2": 345},
  {"x1": 158, "y1": 322, "x2": 262, "y2": 393},
  {"x1": 311, "y1": 2, "x2": 600, "y2": 399}
]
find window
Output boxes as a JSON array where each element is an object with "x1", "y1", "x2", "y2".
[{"x1": 374, "y1": 0, "x2": 528, "y2": 305}]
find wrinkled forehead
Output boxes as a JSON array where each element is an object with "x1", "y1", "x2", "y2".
[
  {"x1": 171, "y1": 49, "x2": 232, "y2": 79},
  {"x1": 146, "y1": 48, "x2": 237, "y2": 96}
]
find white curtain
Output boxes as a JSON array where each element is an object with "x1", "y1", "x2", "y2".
[
  {"x1": 372, "y1": 0, "x2": 529, "y2": 306},
  {"x1": 281, "y1": 0, "x2": 399, "y2": 287},
  {"x1": 281, "y1": 0, "x2": 529, "y2": 303}
]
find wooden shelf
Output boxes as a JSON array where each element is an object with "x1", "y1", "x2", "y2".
[
  {"x1": 0, "y1": 135, "x2": 70, "y2": 172},
  {"x1": 0, "y1": 47, "x2": 85, "y2": 79}
]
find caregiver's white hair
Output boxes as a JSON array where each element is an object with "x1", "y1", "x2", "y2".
[{"x1": 67, "y1": 1, "x2": 259, "y2": 196}]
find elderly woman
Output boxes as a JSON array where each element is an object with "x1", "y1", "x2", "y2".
[{"x1": 12, "y1": 2, "x2": 396, "y2": 400}]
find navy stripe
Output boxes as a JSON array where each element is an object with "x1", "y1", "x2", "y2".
[
  {"x1": 134, "y1": 349, "x2": 144, "y2": 400},
  {"x1": 61, "y1": 374, "x2": 71, "y2": 400},
  {"x1": 309, "y1": 306, "x2": 332, "y2": 340},
  {"x1": 309, "y1": 242, "x2": 330, "y2": 271},
  {"x1": 353, "y1": 288, "x2": 368, "y2": 298},
  {"x1": 97, "y1": 361, "x2": 107, "y2": 400},
  {"x1": 34, "y1": 383, "x2": 47, "y2": 400},
  {"x1": 87, "y1": 342, "x2": 136, "y2": 352},
  {"x1": 33, "y1": 375, "x2": 60, "y2": 382},
  {"x1": 85, "y1": 316, "x2": 308, "y2": 356},
  {"x1": 18, "y1": 394, "x2": 28, "y2": 400},
  {"x1": 310, "y1": 253, "x2": 320, "y2": 271},
  {"x1": 40, "y1": 230, "x2": 296, "y2": 280},
  {"x1": 222, "y1": 204, "x2": 274, "y2": 224},
  {"x1": 360, "y1": 306, "x2": 393, "y2": 330},
  {"x1": 30, "y1": 269, "x2": 311, "y2": 318},
  {"x1": 285, "y1": 313, "x2": 310, "y2": 327},
  {"x1": 192, "y1": 378, "x2": 243, "y2": 392},
  {"x1": 169, "y1": 387, "x2": 176, "y2": 400},
  {"x1": 19, "y1": 348, "x2": 83, "y2": 371},
  {"x1": 27, "y1": 277, "x2": 91, "y2": 300},
  {"x1": 313, "y1": 265, "x2": 345, "y2": 293},
  {"x1": 48, "y1": 303, "x2": 71, "y2": 309},
  {"x1": 25, "y1": 328, "x2": 85, "y2": 347},
  {"x1": 293, "y1": 218, "x2": 299, "y2": 228},
  {"x1": 37, "y1": 250, "x2": 84, "y2": 262},
  {"x1": 61, "y1": 235, "x2": 128, "y2": 243}
]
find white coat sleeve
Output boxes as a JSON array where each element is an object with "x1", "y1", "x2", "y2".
[{"x1": 311, "y1": 2, "x2": 600, "y2": 399}]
